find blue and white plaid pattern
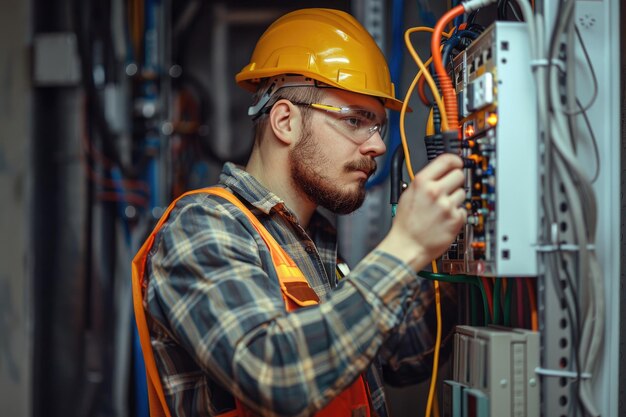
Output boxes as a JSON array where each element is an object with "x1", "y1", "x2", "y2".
[{"x1": 144, "y1": 162, "x2": 456, "y2": 417}]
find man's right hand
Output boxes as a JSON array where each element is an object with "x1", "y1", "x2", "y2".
[{"x1": 377, "y1": 153, "x2": 467, "y2": 271}]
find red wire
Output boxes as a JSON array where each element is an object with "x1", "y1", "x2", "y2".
[
  {"x1": 516, "y1": 279, "x2": 524, "y2": 327},
  {"x1": 480, "y1": 276, "x2": 494, "y2": 322},
  {"x1": 417, "y1": 74, "x2": 431, "y2": 106},
  {"x1": 525, "y1": 278, "x2": 538, "y2": 331}
]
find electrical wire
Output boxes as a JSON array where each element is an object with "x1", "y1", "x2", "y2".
[
  {"x1": 417, "y1": 75, "x2": 432, "y2": 106},
  {"x1": 565, "y1": 26, "x2": 598, "y2": 116},
  {"x1": 441, "y1": 29, "x2": 480, "y2": 70},
  {"x1": 425, "y1": 260, "x2": 442, "y2": 417},
  {"x1": 404, "y1": 27, "x2": 449, "y2": 134},
  {"x1": 470, "y1": 284, "x2": 478, "y2": 325},
  {"x1": 507, "y1": 1, "x2": 523, "y2": 21},
  {"x1": 493, "y1": 278, "x2": 501, "y2": 324},
  {"x1": 515, "y1": 278, "x2": 524, "y2": 327},
  {"x1": 479, "y1": 277, "x2": 493, "y2": 323},
  {"x1": 547, "y1": 3, "x2": 602, "y2": 414},
  {"x1": 433, "y1": 388, "x2": 441, "y2": 417},
  {"x1": 431, "y1": 5, "x2": 465, "y2": 134},
  {"x1": 503, "y1": 278, "x2": 512, "y2": 326},
  {"x1": 419, "y1": 271, "x2": 490, "y2": 325},
  {"x1": 525, "y1": 278, "x2": 538, "y2": 331},
  {"x1": 400, "y1": 28, "x2": 453, "y2": 177},
  {"x1": 514, "y1": 0, "x2": 604, "y2": 413},
  {"x1": 574, "y1": 97, "x2": 600, "y2": 183}
]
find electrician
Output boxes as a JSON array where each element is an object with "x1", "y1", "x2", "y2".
[{"x1": 132, "y1": 8, "x2": 466, "y2": 417}]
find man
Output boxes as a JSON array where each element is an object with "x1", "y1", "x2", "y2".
[{"x1": 133, "y1": 8, "x2": 466, "y2": 417}]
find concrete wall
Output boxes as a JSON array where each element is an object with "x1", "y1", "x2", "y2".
[{"x1": 0, "y1": 0, "x2": 33, "y2": 416}]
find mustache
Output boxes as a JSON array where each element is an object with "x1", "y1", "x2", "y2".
[{"x1": 345, "y1": 158, "x2": 377, "y2": 176}]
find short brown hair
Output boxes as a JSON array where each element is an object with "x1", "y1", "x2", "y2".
[{"x1": 252, "y1": 85, "x2": 325, "y2": 143}]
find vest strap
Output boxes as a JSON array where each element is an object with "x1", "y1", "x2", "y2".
[{"x1": 132, "y1": 187, "x2": 367, "y2": 417}]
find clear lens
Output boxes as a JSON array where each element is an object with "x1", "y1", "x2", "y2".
[{"x1": 317, "y1": 106, "x2": 387, "y2": 143}]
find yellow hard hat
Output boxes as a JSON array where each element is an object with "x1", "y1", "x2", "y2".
[{"x1": 236, "y1": 8, "x2": 404, "y2": 112}]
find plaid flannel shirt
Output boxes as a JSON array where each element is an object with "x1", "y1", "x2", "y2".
[{"x1": 145, "y1": 162, "x2": 456, "y2": 417}]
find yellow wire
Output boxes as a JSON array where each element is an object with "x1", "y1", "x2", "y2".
[
  {"x1": 433, "y1": 386, "x2": 441, "y2": 417},
  {"x1": 426, "y1": 108, "x2": 435, "y2": 136},
  {"x1": 425, "y1": 259, "x2": 443, "y2": 417},
  {"x1": 400, "y1": 67, "x2": 423, "y2": 179},
  {"x1": 404, "y1": 27, "x2": 449, "y2": 131},
  {"x1": 398, "y1": 27, "x2": 454, "y2": 417},
  {"x1": 400, "y1": 27, "x2": 452, "y2": 179}
]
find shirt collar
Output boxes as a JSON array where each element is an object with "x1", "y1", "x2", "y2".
[
  {"x1": 218, "y1": 162, "x2": 285, "y2": 215},
  {"x1": 218, "y1": 162, "x2": 336, "y2": 237}
]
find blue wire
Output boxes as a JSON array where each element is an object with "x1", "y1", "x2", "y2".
[
  {"x1": 367, "y1": 0, "x2": 405, "y2": 188},
  {"x1": 452, "y1": 0, "x2": 465, "y2": 28}
]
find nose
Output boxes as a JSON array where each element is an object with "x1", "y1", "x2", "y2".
[{"x1": 359, "y1": 130, "x2": 386, "y2": 157}]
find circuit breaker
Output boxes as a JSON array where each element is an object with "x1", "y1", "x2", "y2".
[
  {"x1": 441, "y1": 22, "x2": 538, "y2": 277},
  {"x1": 444, "y1": 325, "x2": 540, "y2": 417}
]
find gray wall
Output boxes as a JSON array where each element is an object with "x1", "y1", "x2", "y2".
[{"x1": 0, "y1": 0, "x2": 33, "y2": 416}]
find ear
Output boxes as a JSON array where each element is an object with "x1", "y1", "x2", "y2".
[{"x1": 268, "y1": 99, "x2": 301, "y2": 146}]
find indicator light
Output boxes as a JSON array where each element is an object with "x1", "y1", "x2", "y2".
[{"x1": 486, "y1": 112, "x2": 498, "y2": 126}]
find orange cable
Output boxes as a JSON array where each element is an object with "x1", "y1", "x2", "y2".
[
  {"x1": 431, "y1": 5, "x2": 465, "y2": 136},
  {"x1": 525, "y1": 278, "x2": 538, "y2": 331}
]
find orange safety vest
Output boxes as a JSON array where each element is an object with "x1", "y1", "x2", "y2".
[{"x1": 131, "y1": 187, "x2": 371, "y2": 417}]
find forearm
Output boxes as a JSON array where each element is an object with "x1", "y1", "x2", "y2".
[
  {"x1": 378, "y1": 280, "x2": 458, "y2": 386},
  {"x1": 149, "y1": 243, "x2": 422, "y2": 416}
]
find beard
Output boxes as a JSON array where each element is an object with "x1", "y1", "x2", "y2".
[{"x1": 289, "y1": 127, "x2": 377, "y2": 215}]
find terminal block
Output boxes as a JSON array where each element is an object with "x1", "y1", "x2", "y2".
[
  {"x1": 441, "y1": 22, "x2": 538, "y2": 277},
  {"x1": 444, "y1": 325, "x2": 540, "y2": 417}
]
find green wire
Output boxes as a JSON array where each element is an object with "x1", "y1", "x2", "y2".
[
  {"x1": 503, "y1": 279, "x2": 512, "y2": 326},
  {"x1": 417, "y1": 271, "x2": 477, "y2": 285},
  {"x1": 475, "y1": 277, "x2": 490, "y2": 325},
  {"x1": 493, "y1": 278, "x2": 501, "y2": 325},
  {"x1": 418, "y1": 271, "x2": 491, "y2": 326},
  {"x1": 470, "y1": 283, "x2": 478, "y2": 326}
]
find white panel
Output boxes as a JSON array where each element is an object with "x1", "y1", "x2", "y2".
[
  {"x1": 494, "y1": 23, "x2": 539, "y2": 277},
  {"x1": 574, "y1": 1, "x2": 621, "y2": 417}
]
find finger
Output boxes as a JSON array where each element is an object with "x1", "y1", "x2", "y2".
[
  {"x1": 437, "y1": 168, "x2": 465, "y2": 195},
  {"x1": 417, "y1": 153, "x2": 463, "y2": 180},
  {"x1": 449, "y1": 187, "x2": 466, "y2": 208},
  {"x1": 454, "y1": 206, "x2": 468, "y2": 226}
]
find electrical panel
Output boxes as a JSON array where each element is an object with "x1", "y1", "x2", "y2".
[
  {"x1": 441, "y1": 22, "x2": 538, "y2": 277},
  {"x1": 445, "y1": 325, "x2": 540, "y2": 417}
]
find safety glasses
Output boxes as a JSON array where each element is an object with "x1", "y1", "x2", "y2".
[{"x1": 291, "y1": 101, "x2": 387, "y2": 144}]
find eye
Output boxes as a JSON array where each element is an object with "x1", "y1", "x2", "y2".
[{"x1": 341, "y1": 115, "x2": 366, "y2": 130}]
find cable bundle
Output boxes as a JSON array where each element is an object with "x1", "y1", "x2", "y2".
[{"x1": 512, "y1": 0, "x2": 603, "y2": 415}]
